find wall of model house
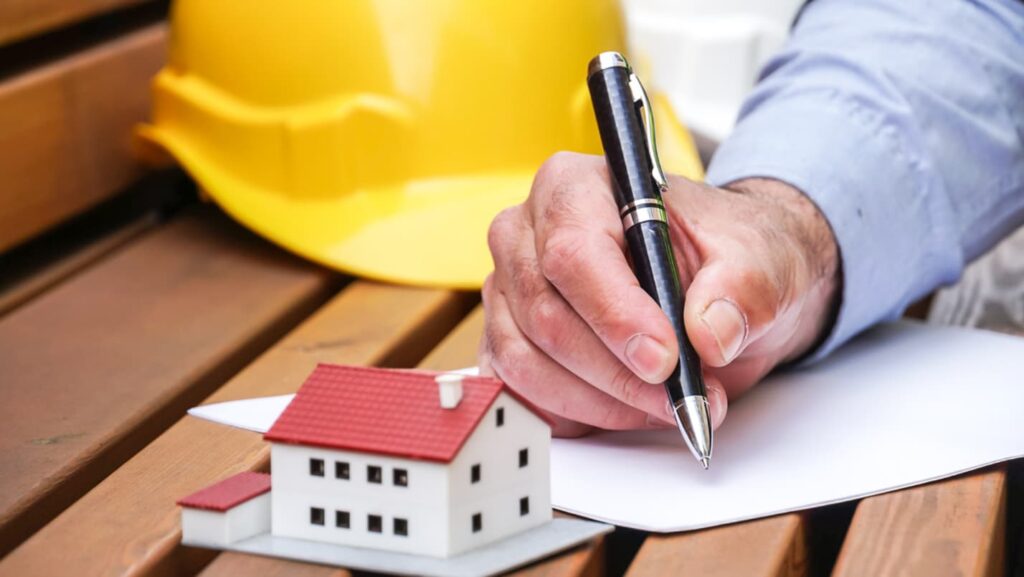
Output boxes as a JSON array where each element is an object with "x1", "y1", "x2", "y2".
[
  {"x1": 270, "y1": 443, "x2": 450, "y2": 556},
  {"x1": 447, "y1": 392, "x2": 551, "y2": 556}
]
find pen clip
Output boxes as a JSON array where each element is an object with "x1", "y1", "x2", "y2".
[{"x1": 628, "y1": 72, "x2": 669, "y2": 193}]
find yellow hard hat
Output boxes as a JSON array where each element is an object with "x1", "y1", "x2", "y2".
[{"x1": 138, "y1": 0, "x2": 703, "y2": 289}]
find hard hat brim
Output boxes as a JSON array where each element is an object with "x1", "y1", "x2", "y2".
[{"x1": 137, "y1": 94, "x2": 703, "y2": 289}]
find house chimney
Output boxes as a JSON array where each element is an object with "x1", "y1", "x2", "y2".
[{"x1": 436, "y1": 374, "x2": 464, "y2": 409}]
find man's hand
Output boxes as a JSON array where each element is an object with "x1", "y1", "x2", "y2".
[{"x1": 480, "y1": 152, "x2": 840, "y2": 437}]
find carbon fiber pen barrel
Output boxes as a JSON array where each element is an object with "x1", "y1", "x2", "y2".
[{"x1": 587, "y1": 52, "x2": 712, "y2": 465}]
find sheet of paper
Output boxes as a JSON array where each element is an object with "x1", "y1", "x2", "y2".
[
  {"x1": 188, "y1": 394, "x2": 294, "y2": 433},
  {"x1": 551, "y1": 321, "x2": 1024, "y2": 531},
  {"x1": 188, "y1": 322, "x2": 1024, "y2": 533}
]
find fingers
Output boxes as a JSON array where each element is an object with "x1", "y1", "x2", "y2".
[
  {"x1": 487, "y1": 206, "x2": 672, "y2": 419},
  {"x1": 528, "y1": 153, "x2": 679, "y2": 384},
  {"x1": 480, "y1": 275, "x2": 673, "y2": 431},
  {"x1": 705, "y1": 375, "x2": 729, "y2": 430},
  {"x1": 478, "y1": 326, "x2": 593, "y2": 438},
  {"x1": 683, "y1": 257, "x2": 784, "y2": 368}
]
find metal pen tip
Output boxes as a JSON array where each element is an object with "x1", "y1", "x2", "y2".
[{"x1": 673, "y1": 396, "x2": 714, "y2": 469}]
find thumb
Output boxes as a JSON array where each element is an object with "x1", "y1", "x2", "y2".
[{"x1": 683, "y1": 260, "x2": 782, "y2": 368}]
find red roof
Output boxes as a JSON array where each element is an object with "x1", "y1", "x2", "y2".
[
  {"x1": 177, "y1": 472, "x2": 271, "y2": 512},
  {"x1": 264, "y1": 364, "x2": 551, "y2": 462}
]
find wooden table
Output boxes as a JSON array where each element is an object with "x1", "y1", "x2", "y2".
[{"x1": 0, "y1": 3, "x2": 1020, "y2": 576}]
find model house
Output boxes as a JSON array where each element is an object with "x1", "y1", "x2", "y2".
[{"x1": 179, "y1": 364, "x2": 553, "y2": 558}]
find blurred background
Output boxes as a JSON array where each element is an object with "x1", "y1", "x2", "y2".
[{"x1": 0, "y1": 2, "x2": 1021, "y2": 574}]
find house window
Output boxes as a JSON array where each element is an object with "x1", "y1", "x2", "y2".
[
  {"x1": 310, "y1": 507, "x2": 325, "y2": 526},
  {"x1": 309, "y1": 458, "x2": 325, "y2": 477},
  {"x1": 472, "y1": 513, "x2": 482, "y2": 533},
  {"x1": 394, "y1": 518, "x2": 409, "y2": 536},
  {"x1": 471, "y1": 464, "x2": 481, "y2": 484},
  {"x1": 368, "y1": 514, "x2": 383, "y2": 533},
  {"x1": 368, "y1": 465, "x2": 382, "y2": 484},
  {"x1": 496, "y1": 407, "x2": 505, "y2": 427},
  {"x1": 520, "y1": 496, "x2": 530, "y2": 516},
  {"x1": 519, "y1": 448, "x2": 529, "y2": 468},
  {"x1": 335, "y1": 461, "x2": 350, "y2": 480},
  {"x1": 335, "y1": 510, "x2": 350, "y2": 529},
  {"x1": 393, "y1": 468, "x2": 408, "y2": 487}
]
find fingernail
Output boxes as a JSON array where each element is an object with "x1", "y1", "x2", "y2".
[
  {"x1": 709, "y1": 385, "x2": 728, "y2": 429},
  {"x1": 625, "y1": 334, "x2": 673, "y2": 383},
  {"x1": 700, "y1": 299, "x2": 747, "y2": 364}
]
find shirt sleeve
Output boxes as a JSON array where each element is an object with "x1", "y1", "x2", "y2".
[{"x1": 705, "y1": 0, "x2": 1024, "y2": 361}]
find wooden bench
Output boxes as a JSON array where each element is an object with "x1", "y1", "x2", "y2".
[{"x1": 0, "y1": 4, "x2": 1019, "y2": 576}]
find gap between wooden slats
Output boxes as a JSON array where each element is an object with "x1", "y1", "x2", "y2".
[
  {"x1": 0, "y1": 23, "x2": 166, "y2": 253},
  {"x1": 0, "y1": 0, "x2": 157, "y2": 47}
]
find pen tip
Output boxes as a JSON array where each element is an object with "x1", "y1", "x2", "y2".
[{"x1": 700, "y1": 457, "x2": 710, "y2": 470}]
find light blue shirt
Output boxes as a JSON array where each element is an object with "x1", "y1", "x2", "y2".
[{"x1": 706, "y1": 0, "x2": 1024, "y2": 360}]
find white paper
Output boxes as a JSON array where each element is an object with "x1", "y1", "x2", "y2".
[
  {"x1": 189, "y1": 394, "x2": 294, "y2": 433},
  {"x1": 188, "y1": 322, "x2": 1024, "y2": 533},
  {"x1": 551, "y1": 321, "x2": 1024, "y2": 531}
]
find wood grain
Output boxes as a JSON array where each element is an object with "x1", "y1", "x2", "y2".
[
  {"x1": 626, "y1": 515, "x2": 806, "y2": 577},
  {"x1": 0, "y1": 282, "x2": 472, "y2": 576},
  {"x1": 199, "y1": 306, "x2": 606, "y2": 577},
  {"x1": 0, "y1": 207, "x2": 338, "y2": 557},
  {"x1": 0, "y1": 24, "x2": 166, "y2": 253},
  {"x1": 832, "y1": 467, "x2": 1006, "y2": 577},
  {"x1": 0, "y1": 214, "x2": 157, "y2": 317},
  {"x1": 0, "y1": 0, "x2": 151, "y2": 46}
]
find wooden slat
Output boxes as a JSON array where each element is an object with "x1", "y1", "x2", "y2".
[
  {"x1": 0, "y1": 282, "x2": 473, "y2": 576},
  {"x1": 199, "y1": 306, "x2": 605, "y2": 577},
  {"x1": 0, "y1": 206, "x2": 338, "y2": 557},
  {"x1": 832, "y1": 467, "x2": 1006, "y2": 577},
  {"x1": 0, "y1": 23, "x2": 166, "y2": 253},
  {"x1": 626, "y1": 515, "x2": 806, "y2": 577},
  {"x1": 0, "y1": 0, "x2": 152, "y2": 46},
  {"x1": 0, "y1": 214, "x2": 157, "y2": 317}
]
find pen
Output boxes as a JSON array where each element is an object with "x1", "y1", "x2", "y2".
[{"x1": 586, "y1": 52, "x2": 713, "y2": 469}]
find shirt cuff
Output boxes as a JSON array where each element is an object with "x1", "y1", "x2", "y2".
[{"x1": 706, "y1": 89, "x2": 961, "y2": 362}]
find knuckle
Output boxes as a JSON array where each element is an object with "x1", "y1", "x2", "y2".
[
  {"x1": 487, "y1": 207, "x2": 520, "y2": 255},
  {"x1": 480, "y1": 273, "x2": 496, "y2": 307},
  {"x1": 607, "y1": 363, "x2": 645, "y2": 409},
  {"x1": 525, "y1": 291, "x2": 565, "y2": 352},
  {"x1": 486, "y1": 328, "x2": 531, "y2": 386},
  {"x1": 539, "y1": 231, "x2": 586, "y2": 283},
  {"x1": 508, "y1": 254, "x2": 543, "y2": 300},
  {"x1": 538, "y1": 151, "x2": 581, "y2": 179},
  {"x1": 533, "y1": 154, "x2": 574, "y2": 200}
]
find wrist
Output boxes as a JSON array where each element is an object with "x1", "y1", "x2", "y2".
[{"x1": 725, "y1": 178, "x2": 842, "y2": 360}]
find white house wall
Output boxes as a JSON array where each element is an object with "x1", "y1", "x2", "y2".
[
  {"x1": 447, "y1": 392, "x2": 552, "y2": 556},
  {"x1": 181, "y1": 493, "x2": 270, "y2": 547},
  {"x1": 270, "y1": 443, "x2": 451, "y2": 557}
]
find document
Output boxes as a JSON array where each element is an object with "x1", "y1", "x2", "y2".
[{"x1": 190, "y1": 321, "x2": 1024, "y2": 533}]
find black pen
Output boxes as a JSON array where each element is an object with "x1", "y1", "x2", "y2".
[{"x1": 586, "y1": 52, "x2": 713, "y2": 469}]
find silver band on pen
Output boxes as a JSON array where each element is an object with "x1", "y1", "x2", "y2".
[{"x1": 621, "y1": 198, "x2": 667, "y2": 228}]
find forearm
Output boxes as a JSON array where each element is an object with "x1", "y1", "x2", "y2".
[{"x1": 707, "y1": 0, "x2": 1024, "y2": 360}]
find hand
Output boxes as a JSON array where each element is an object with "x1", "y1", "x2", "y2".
[{"x1": 480, "y1": 152, "x2": 839, "y2": 437}]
